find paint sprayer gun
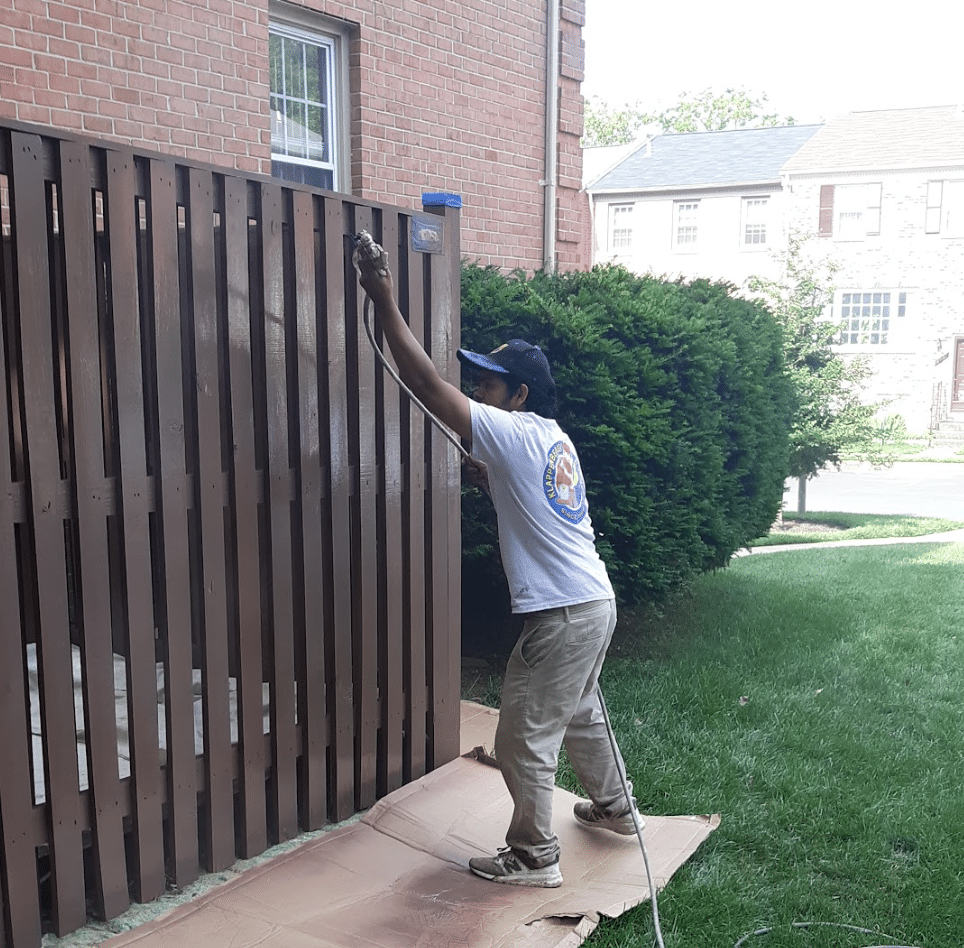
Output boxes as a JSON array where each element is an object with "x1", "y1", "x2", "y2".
[{"x1": 351, "y1": 229, "x2": 389, "y2": 277}]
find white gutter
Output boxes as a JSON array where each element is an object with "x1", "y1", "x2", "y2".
[
  {"x1": 543, "y1": 0, "x2": 559, "y2": 273},
  {"x1": 588, "y1": 179, "x2": 785, "y2": 197}
]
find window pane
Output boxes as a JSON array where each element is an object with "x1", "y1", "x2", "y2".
[
  {"x1": 837, "y1": 210, "x2": 863, "y2": 238},
  {"x1": 272, "y1": 160, "x2": 334, "y2": 192},
  {"x1": 307, "y1": 44, "x2": 329, "y2": 105},
  {"x1": 307, "y1": 104, "x2": 328, "y2": 161},
  {"x1": 286, "y1": 101, "x2": 307, "y2": 158},
  {"x1": 285, "y1": 38, "x2": 306, "y2": 100}
]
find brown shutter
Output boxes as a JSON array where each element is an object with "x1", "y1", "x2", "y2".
[{"x1": 818, "y1": 184, "x2": 835, "y2": 237}]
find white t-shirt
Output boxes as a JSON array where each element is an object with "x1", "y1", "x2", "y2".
[{"x1": 469, "y1": 401, "x2": 614, "y2": 613}]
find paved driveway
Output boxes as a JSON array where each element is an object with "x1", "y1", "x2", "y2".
[{"x1": 784, "y1": 461, "x2": 964, "y2": 521}]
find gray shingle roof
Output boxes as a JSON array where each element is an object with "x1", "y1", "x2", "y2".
[
  {"x1": 587, "y1": 124, "x2": 822, "y2": 192},
  {"x1": 781, "y1": 105, "x2": 964, "y2": 173}
]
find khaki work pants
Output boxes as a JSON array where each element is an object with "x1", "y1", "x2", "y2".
[{"x1": 495, "y1": 597, "x2": 632, "y2": 867}]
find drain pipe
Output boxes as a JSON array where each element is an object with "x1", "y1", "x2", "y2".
[{"x1": 543, "y1": 0, "x2": 559, "y2": 273}]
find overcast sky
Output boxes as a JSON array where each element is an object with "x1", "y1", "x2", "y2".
[{"x1": 582, "y1": 0, "x2": 963, "y2": 124}]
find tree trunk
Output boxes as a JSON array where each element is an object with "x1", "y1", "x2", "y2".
[{"x1": 797, "y1": 475, "x2": 807, "y2": 514}]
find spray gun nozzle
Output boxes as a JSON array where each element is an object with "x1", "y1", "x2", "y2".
[{"x1": 351, "y1": 229, "x2": 390, "y2": 276}]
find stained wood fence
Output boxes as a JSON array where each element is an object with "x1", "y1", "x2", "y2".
[{"x1": 0, "y1": 118, "x2": 462, "y2": 948}]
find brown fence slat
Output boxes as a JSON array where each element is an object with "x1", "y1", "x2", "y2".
[
  {"x1": 58, "y1": 139, "x2": 130, "y2": 921},
  {"x1": 290, "y1": 189, "x2": 327, "y2": 830},
  {"x1": 429, "y1": 202, "x2": 462, "y2": 767},
  {"x1": 349, "y1": 205, "x2": 379, "y2": 810},
  {"x1": 148, "y1": 158, "x2": 200, "y2": 886},
  {"x1": 260, "y1": 181, "x2": 298, "y2": 840},
  {"x1": 104, "y1": 148, "x2": 166, "y2": 902},
  {"x1": 10, "y1": 131, "x2": 88, "y2": 937},
  {"x1": 377, "y1": 212, "x2": 406, "y2": 795},
  {"x1": 223, "y1": 174, "x2": 267, "y2": 858},
  {"x1": 401, "y1": 229, "x2": 428, "y2": 783},
  {"x1": 0, "y1": 504, "x2": 38, "y2": 948},
  {"x1": 187, "y1": 166, "x2": 235, "y2": 871},
  {"x1": 425, "y1": 235, "x2": 451, "y2": 771},
  {"x1": 0, "y1": 138, "x2": 43, "y2": 946},
  {"x1": 323, "y1": 197, "x2": 354, "y2": 820}
]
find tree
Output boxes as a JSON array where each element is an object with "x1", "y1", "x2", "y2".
[
  {"x1": 582, "y1": 87, "x2": 795, "y2": 147},
  {"x1": 459, "y1": 262, "x2": 793, "y2": 637},
  {"x1": 746, "y1": 235, "x2": 893, "y2": 512},
  {"x1": 582, "y1": 96, "x2": 651, "y2": 147}
]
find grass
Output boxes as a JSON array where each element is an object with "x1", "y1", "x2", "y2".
[
  {"x1": 751, "y1": 512, "x2": 964, "y2": 547},
  {"x1": 840, "y1": 440, "x2": 964, "y2": 462},
  {"x1": 463, "y1": 536, "x2": 964, "y2": 948}
]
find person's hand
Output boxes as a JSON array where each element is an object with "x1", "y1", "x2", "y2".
[
  {"x1": 462, "y1": 456, "x2": 490, "y2": 495},
  {"x1": 354, "y1": 241, "x2": 395, "y2": 303}
]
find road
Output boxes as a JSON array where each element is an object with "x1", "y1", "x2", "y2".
[{"x1": 784, "y1": 461, "x2": 964, "y2": 521}]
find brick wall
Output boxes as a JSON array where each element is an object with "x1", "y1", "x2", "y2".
[
  {"x1": 0, "y1": 0, "x2": 271, "y2": 174},
  {"x1": 0, "y1": 0, "x2": 589, "y2": 273},
  {"x1": 788, "y1": 171, "x2": 964, "y2": 431}
]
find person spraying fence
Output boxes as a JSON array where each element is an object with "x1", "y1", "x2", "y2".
[{"x1": 354, "y1": 234, "x2": 643, "y2": 889}]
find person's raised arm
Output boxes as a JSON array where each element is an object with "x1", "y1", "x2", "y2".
[{"x1": 356, "y1": 252, "x2": 472, "y2": 442}]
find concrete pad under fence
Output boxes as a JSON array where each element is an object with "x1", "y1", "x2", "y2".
[{"x1": 99, "y1": 702, "x2": 718, "y2": 948}]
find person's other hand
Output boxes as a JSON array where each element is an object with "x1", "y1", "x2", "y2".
[{"x1": 462, "y1": 456, "x2": 490, "y2": 495}]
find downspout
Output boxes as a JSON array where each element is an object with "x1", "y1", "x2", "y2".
[{"x1": 543, "y1": 0, "x2": 560, "y2": 273}]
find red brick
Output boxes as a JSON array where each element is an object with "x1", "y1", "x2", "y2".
[
  {"x1": 49, "y1": 107, "x2": 84, "y2": 129},
  {"x1": 81, "y1": 113, "x2": 113, "y2": 134}
]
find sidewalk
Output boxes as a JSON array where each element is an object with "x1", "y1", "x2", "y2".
[{"x1": 746, "y1": 527, "x2": 964, "y2": 555}]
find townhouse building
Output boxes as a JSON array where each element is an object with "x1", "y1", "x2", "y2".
[{"x1": 584, "y1": 107, "x2": 964, "y2": 432}]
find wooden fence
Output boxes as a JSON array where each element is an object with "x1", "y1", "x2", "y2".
[{"x1": 0, "y1": 119, "x2": 462, "y2": 948}]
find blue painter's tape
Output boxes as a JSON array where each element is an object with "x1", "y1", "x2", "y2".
[{"x1": 421, "y1": 192, "x2": 463, "y2": 208}]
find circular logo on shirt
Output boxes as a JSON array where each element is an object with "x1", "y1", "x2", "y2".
[{"x1": 543, "y1": 440, "x2": 587, "y2": 524}]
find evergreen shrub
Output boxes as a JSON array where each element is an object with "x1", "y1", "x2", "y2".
[{"x1": 458, "y1": 263, "x2": 792, "y2": 626}]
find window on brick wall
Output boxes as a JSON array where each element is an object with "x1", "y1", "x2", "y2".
[
  {"x1": 741, "y1": 196, "x2": 769, "y2": 247},
  {"x1": 836, "y1": 290, "x2": 908, "y2": 346},
  {"x1": 818, "y1": 183, "x2": 882, "y2": 238},
  {"x1": 609, "y1": 203, "x2": 634, "y2": 251},
  {"x1": 673, "y1": 200, "x2": 699, "y2": 249},
  {"x1": 269, "y1": 14, "x2": 349, "y2": 192},
  {"x1": 925, "y1": 179, "x2": 964, "y2": 236}
]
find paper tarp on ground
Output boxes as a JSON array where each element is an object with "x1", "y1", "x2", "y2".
[{"x1": 102, "y1": 702, "x2": 718, "y2": 948}]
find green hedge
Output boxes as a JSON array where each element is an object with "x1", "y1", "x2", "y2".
[{"x1": 458, "y1": 263, "x2": 792, "y2": 624}]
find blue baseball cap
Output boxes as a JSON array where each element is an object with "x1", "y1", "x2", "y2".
[{"x1": 457, "y1": 339, "x2": 555, "y2": 395}]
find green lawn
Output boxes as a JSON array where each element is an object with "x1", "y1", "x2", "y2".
[{"x1": 464, "y1": 536, "x2": 964, "y2": 948}]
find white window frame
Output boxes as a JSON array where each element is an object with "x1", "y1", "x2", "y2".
[
  {"x1": 740, "y1": 196, "x2": 769, "y2": 249},
  {"x1": 926, "y1": 179, "x2": 964, "y2": 236},
  {"x1": 834, "y1": 182, "x2": 881, "y2": 240},
  {"x1": 609, "y1": 203, "x2": 634, "y2": 252},
  {"x1": 673, "y1": 200, "x2": 699, "y2": 251},
  {"x1": 835, "y1": 289, "x2": 908, "y2": 347},
  {"x1": 946, "y1": 181, "x2": 964, "y2": 236},
  {"x1": 269, "y1": 7, "x2": 351, "y2": 193}
]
